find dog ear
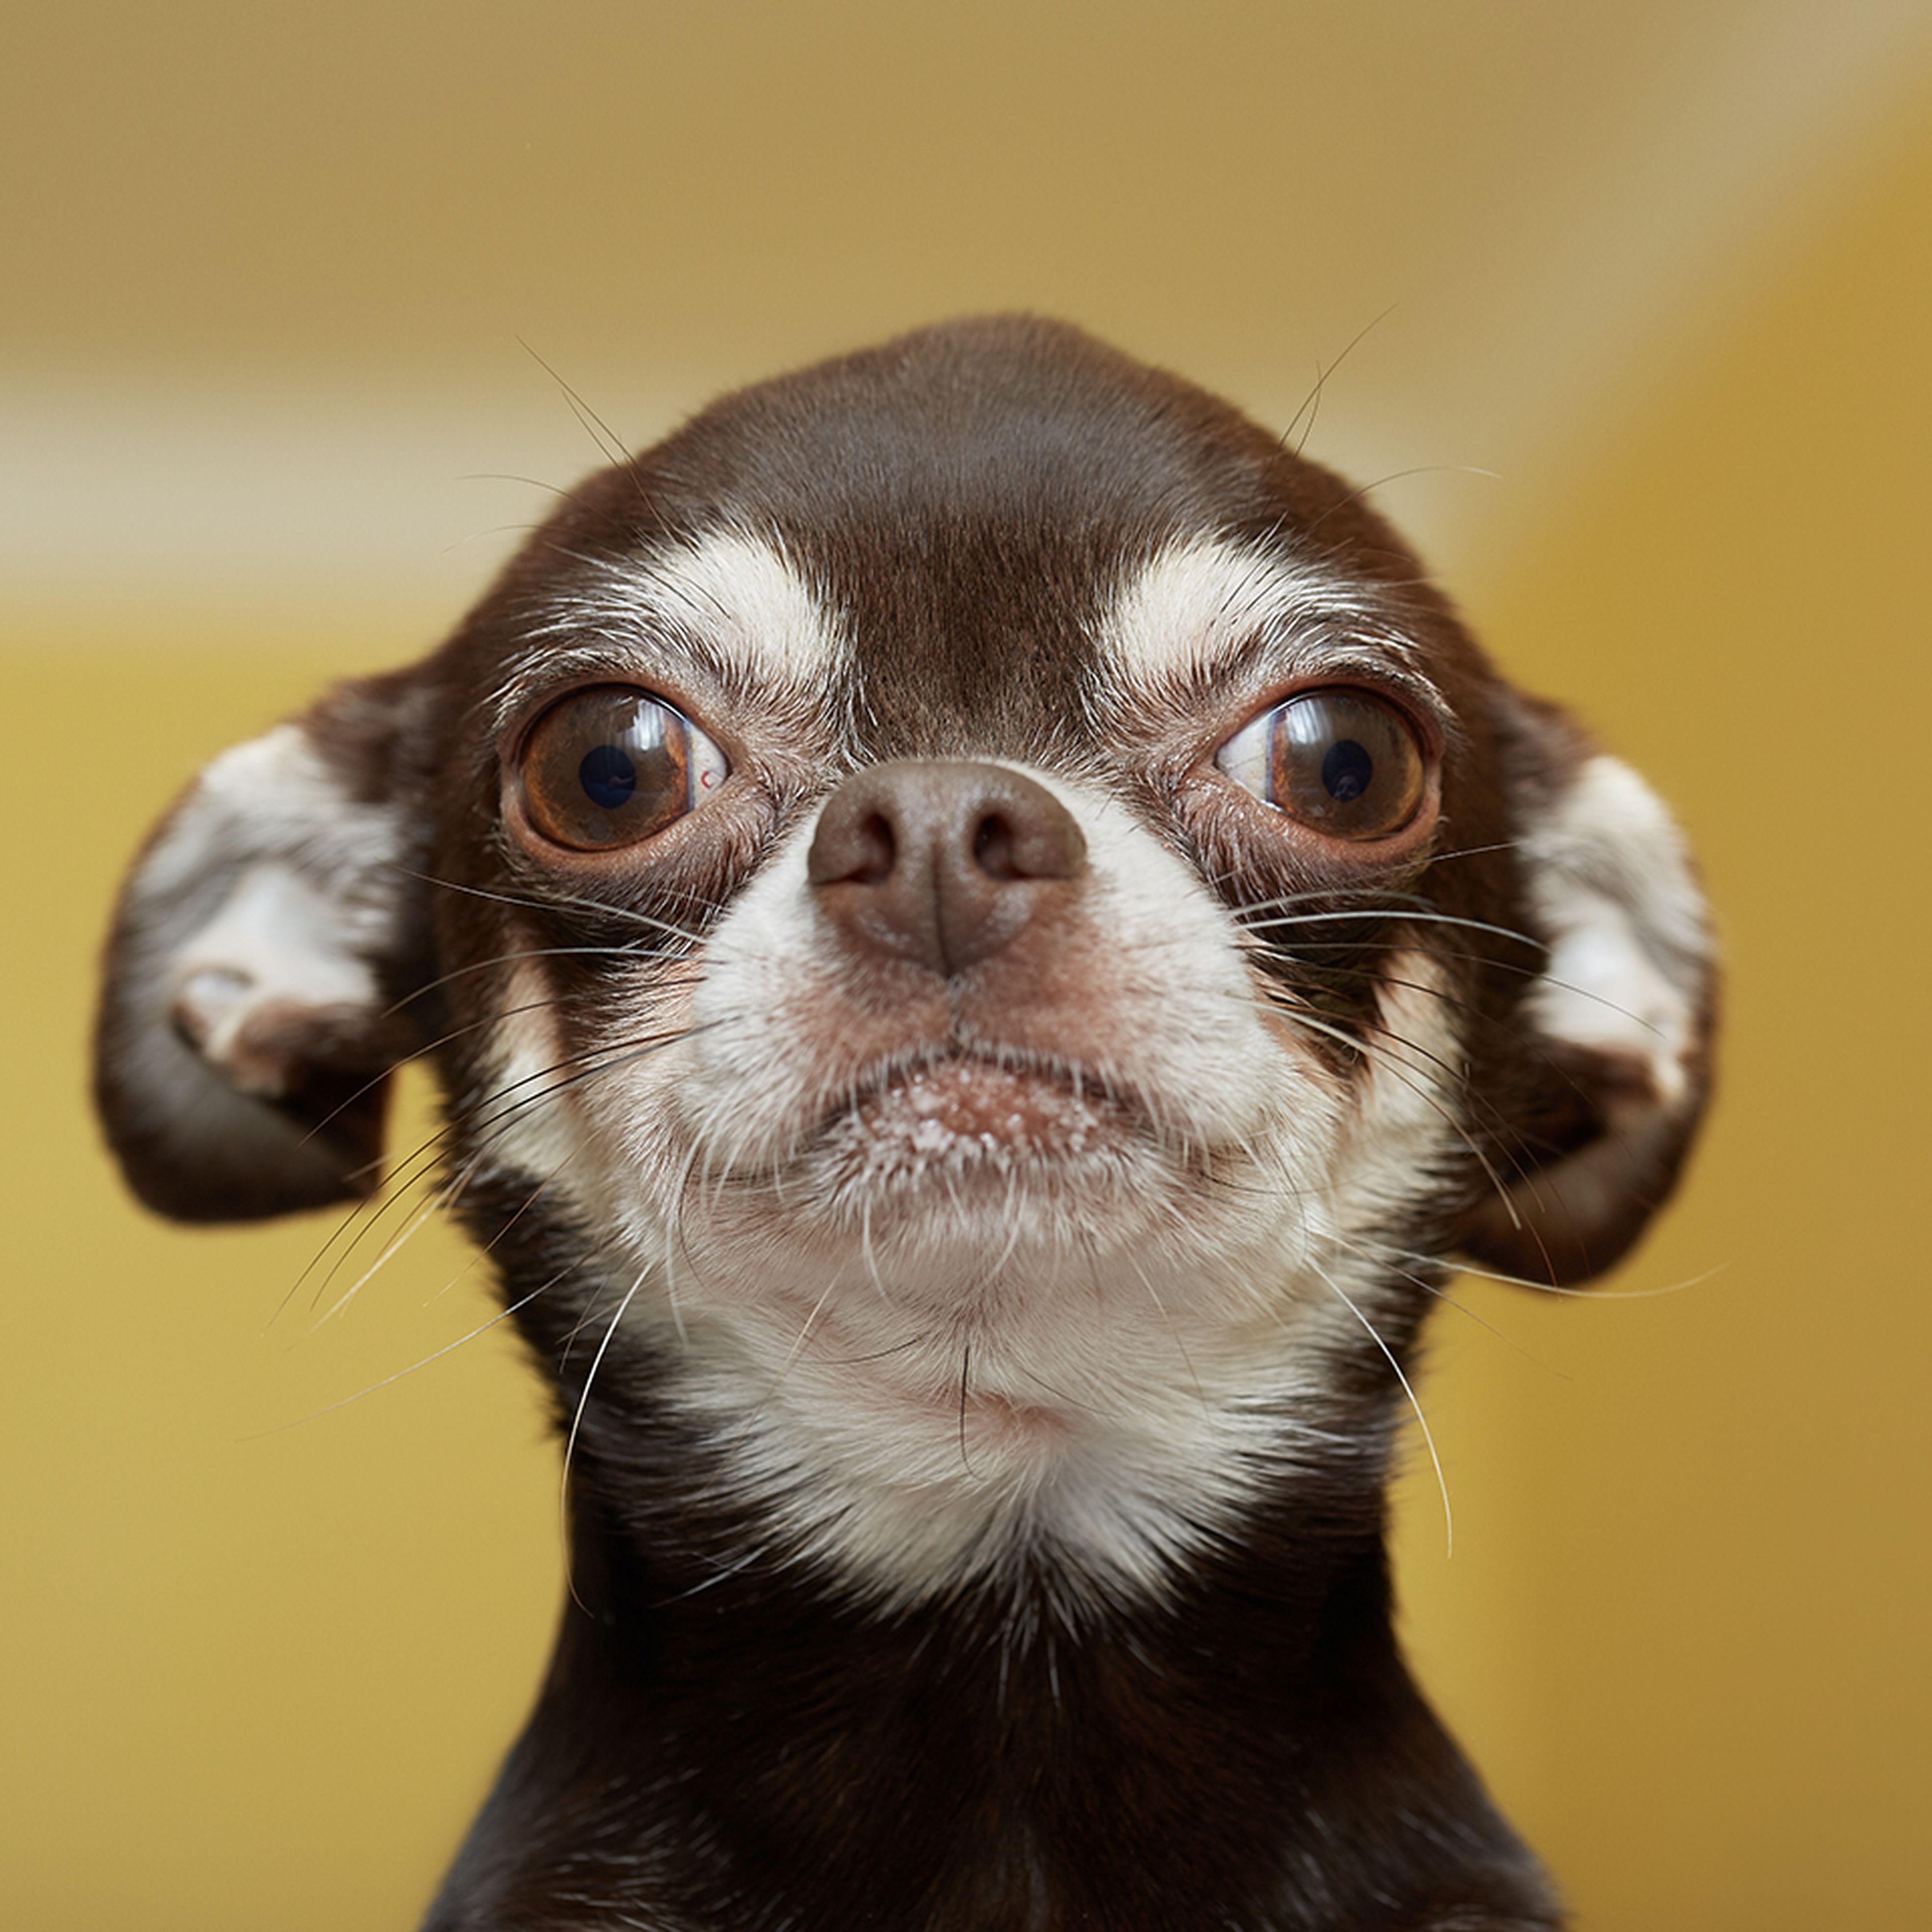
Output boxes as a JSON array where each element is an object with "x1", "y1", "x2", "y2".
[
  {"x1": 1457, "y1": 700, "x2": 1717, "y2": 1286},
  {"x1": 94, "y1": 672, "x2": 437, "y2": 1222}
]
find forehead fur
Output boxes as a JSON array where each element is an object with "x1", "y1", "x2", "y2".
[{"x1": 465, "y1": 317, "x2": 1455, "y2": 762}]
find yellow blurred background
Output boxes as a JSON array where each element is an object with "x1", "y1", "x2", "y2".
[{"x1": 5, "y1": 5, "x2": 1928, "y2": 1925}]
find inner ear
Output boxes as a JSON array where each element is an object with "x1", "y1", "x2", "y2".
[
  {"x1": 1458, "y1": 750, "x2": 1716, "y2": 1286},
  {"x1": 95, "y1": 690, "x2": 431, "y2": 1224}
]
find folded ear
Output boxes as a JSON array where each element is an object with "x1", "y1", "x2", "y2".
[
  {"x1": 1458, "y1": 712, "x2": 1717, "y2": 1285},
  {"x1": 95, "y1": 676, "x2": 433, "y2": 1222}
]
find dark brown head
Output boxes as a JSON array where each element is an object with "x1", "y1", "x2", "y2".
[{"x1": 95, "y1": 316, "x2": 1714, "y2": 1604}]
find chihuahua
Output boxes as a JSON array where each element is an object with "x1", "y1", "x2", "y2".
[{"x1": 97, "y1": 317, "x2": 1713, "y2": 1930}]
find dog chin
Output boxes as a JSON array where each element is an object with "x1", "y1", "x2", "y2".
[{"x1": 673, "y1": 1145, "x2": 1199, "y2": 1295}]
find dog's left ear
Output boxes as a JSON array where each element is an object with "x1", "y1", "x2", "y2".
[
  {"x1": 1457, "y1": 697, "x2": 1717, "y2": 1286},
  {"x1": 94, "y1": 671, "x2": 437, "y2": 1223}
]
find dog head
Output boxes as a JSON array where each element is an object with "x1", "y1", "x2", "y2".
[{"x1": 96, "y1": 317, "x2": 1714, "y2": 1606}]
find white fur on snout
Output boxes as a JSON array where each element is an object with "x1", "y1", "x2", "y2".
[{"x1": 684, "y1": 779, "x2": 1280, "y2": 1176}]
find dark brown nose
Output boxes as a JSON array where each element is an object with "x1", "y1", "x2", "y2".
[{"x1": 806, "y1": 760, "x2": 1087, "y2": 977}]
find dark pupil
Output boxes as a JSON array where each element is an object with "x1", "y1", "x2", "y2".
[
  {"x1": 1321, "y1": 738, "x2": 1374, "y2": 802},
  {"x1": 579, "y1": 743, "x2": 638, "y2": 810}
]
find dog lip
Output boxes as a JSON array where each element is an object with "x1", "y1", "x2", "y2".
[{"x1": 834, "y1": 1051, "x2": 1138, "y2": 1158}]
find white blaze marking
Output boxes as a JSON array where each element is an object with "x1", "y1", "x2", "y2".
[
  {"x1": 1100, "y1": 532, "x2": 1407, "y2": 692},
  {"x1": 498, "y1": 525, "x2": 848, "y2": 726}
]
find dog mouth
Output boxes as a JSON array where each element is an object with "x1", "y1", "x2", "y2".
[{"x1": 823, "y1": 1052, "x2": 1141, "y2": 1179}]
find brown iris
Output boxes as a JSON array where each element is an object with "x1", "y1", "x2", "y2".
[
  {"x1": 516, "y1": 687, "x2": 727, "y2": 851},
  {"x1": 1217, "y1": 689, "x2": 1426, "y2": 840}
]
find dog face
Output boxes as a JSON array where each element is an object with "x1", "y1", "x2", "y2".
[{"x1": 96, "y1": 317, "x2": 1713, "y2": 1611}]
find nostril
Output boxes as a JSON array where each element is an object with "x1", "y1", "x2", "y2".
[
  {"x1": 807, "y1": 803, "x2": 899, "y2": 887},
  {"x1": 846, "y1": 811, "x2": 897, "y2": 886},
  {"x1": 970, "y1": 792, "x2": 1085, "y2": 883},
  {"x1": 972, "y1": 811, "x2": 1019, "y2": 880}
]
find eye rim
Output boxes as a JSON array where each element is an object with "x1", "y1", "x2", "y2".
[
  {"x1": 505, "y1": 681, "x2": 733, "y2": 858},
  {"x1": 1211, "y1": 682, "x2": 1441, "y2": 851}
]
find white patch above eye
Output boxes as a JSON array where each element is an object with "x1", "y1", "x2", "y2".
[
  {"x1": 1097, "y1": 532, "x2": 1419, "y2": 696},
  {"x1": 1519, "y1": 753, "x2": 1711, "y2": 1111},
  {"x1": 499, "y1": 524, "x2": 849, "y2": 726}
]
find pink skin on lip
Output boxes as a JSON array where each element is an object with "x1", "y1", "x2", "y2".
[{"x1": 851, "y1": 1060, "x2": 1118, "y2": 1159}]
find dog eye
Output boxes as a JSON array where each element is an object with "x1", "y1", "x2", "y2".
[
  {"x1": 517, "y1": 687, "x2": 728, "y2": 850},
  {"x1": 1215, "y1": 689, "x2": 1426, "y2": 840}
]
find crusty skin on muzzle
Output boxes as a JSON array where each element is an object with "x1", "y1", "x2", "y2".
[{"x1": 95, "y1": 318, "x2": 1714, "y2": 1931}]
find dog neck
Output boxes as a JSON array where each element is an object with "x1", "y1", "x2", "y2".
[{"x1": 423, "y1": 1258, "x2": 1557, "y2": 1932}]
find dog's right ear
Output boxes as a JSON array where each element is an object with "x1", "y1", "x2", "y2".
[{"x1": 95, "y1": 672, "x2": 437, "y2": 1222}]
